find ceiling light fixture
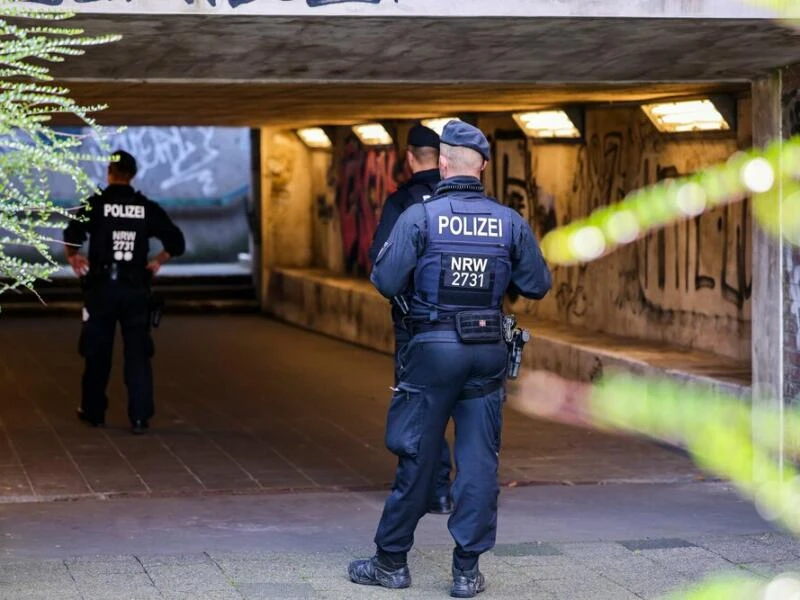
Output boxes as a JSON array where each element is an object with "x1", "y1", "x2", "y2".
[
  {"x1": 641, "y1": 99, "x2": 732, "y2": 133},
  {"x1": 420, "y1": 117, "x2": 461, "y2": 136},
  {"x1": 352, "y1": 123, "x2": 393, "y2": 146},
  {"x1": 296, "y1": 127, "x2": 332, "y2": 149},
  {"x1": 512, "y1": 109, "x2": 582, "y2": 139}
]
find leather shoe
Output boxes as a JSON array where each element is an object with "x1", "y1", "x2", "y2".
[
  {"x1": 450, "y1": 566, "x2": 485, "y2": 598},
  {"x1": 348, "y1": 556, "x2": 411, "y2": 589},
  {"x1": 428, "y1": 494, "x2": 453, "y2": 514},
  {"x1": 130, "y1": 420, "x2": 149, "y2": 435},
  {"x1": 76, "y1": 408, "x2": 104, "y2": 428}
]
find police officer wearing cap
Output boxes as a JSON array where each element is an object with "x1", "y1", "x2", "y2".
[
  {"x1": 64, "y1": 150, "x2": 185, "y2": 435},
  {"x1": 349, "y1": 122, "x2": 551, "y2": 598},
  {"x1": 368, "y1": 123, "x2": 454, "y2": 516}
]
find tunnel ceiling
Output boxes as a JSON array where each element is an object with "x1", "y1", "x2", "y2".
[
  {"x1": 61, "y1": 81, "x2": 747, "y2": 127},
  {"x1": 47, "y1": 14, "x2": 799, "y2": 126}
]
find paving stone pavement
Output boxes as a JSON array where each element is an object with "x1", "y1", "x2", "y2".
[
  {"x1": 0, "y1": 315, "x2": 773, "y2": 598},
  {"x1": 0, "y1": 482, "x2": 795, "y2": 599},
  {"x1": 3, "y1": 534, "x2": 800, "y2": 599},
  {"x1": 0, "y1": 315, "x2": 703, "y2": 503}
]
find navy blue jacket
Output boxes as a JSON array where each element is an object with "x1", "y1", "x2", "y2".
[
  {"x1": 371, "y1": 176, "x2": 551, "y2": 311},
  {"x1": 368, "y1": 168, "x2": 441, "y2": 265}
]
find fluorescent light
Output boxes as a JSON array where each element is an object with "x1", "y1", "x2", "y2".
[
  {"x1": 352, "y1": 123, "x2": 393, "y2": 146},
  {"x1": 421, "y1": 117, "x2": 461, "y2": 136},
  {"x1": 296, "y1": 127, "x2": 332, "y2": 149},
  {"x1": 513, "y1": 110, "x2": 581, "y2": 139},
  {"x1": 642, "y1": 99, "x2": 730, "y2": 133}
]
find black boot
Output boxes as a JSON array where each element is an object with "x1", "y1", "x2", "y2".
[
  {"x1": 76, "y1": 408, "x2": 104, "y2": 428},
  {"x1": 348, "y1": 556, "x2": 411, "y2": 589},
  {"x1": 450, "y1": 566, "x2": 485, "y2": 598},
  {"x1": 130, "y1": 420, "x2": 149, "y2": 435}
]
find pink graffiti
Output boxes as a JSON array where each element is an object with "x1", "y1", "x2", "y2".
[{"x1": 336, "y1": 140, "x2": 397, "y2": 274}]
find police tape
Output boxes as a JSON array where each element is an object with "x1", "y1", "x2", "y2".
[
  {"x1": 660, "y1": 572, "x2": 794, "y2": 600},
  {"x1": 505, "y1": 368, "x2": 800, "y2": 597},
  {"x1": 531, "y1": 4, "x2": 800, "y2": 597},
  {"x1": 589, "y1": 373, "x2": 800, "y2": 533},
  {"x1": 539, "y1": 136, "x2": 800, "y2": 266},
  {"x1": 584, "y1": 372, "x2": 800, "y2": 599}
]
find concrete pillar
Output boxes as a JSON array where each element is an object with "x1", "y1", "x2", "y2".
[
  {"x1": 258, "y1": 128, "x2": 275, "y2": 311},
  {"x1": 751, "y1": 65, "x2": 800, "y2": 467},
  {"x1": 257, "y1": 127, "x2": 318, "y2": 311},
  {"x1": 250, "y1": 128, "x2": 263, "y2": 304}
]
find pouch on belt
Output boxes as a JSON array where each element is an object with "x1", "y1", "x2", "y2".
[{"x1": 454, "y1": 310, "x2": 502, "y2": 344}]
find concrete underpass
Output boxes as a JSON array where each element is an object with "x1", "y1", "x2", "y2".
[
  {"x1": 2, "y1": 0, "x2": 781, "y2": 490},
  {"x1": 2, "y1": 1, "x2": 800, "y2": 598}
]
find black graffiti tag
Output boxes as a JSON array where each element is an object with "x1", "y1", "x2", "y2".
[{"x1": 307, "y1": 0, "x2": 397, "y2": 5}]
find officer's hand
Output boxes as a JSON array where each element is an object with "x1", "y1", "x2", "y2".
[
  {"x1": 68, "y1": 254, "x2": 89, "y2": 277},
  {"x1": 146, "y1": 259, "x2": 162, "y2": 277}
]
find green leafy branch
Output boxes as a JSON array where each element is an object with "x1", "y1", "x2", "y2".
[{"x1": 0, "y1": 0, "x2": 120, "y2": 299}]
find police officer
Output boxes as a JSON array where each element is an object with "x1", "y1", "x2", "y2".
[
  {"x1": 64, "y1": 150, "x2": 186, "y2": 435},
  {"x1": 368, "y1": 124, "x2": 453, "y2": 515},
  {"x1": 348, "y1": 122, "x2": 551, "y2": 598}
]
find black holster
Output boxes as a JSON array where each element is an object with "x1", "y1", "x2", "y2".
[{"x1": 148, "y1": 294, "x2": 164, "y2": 329}]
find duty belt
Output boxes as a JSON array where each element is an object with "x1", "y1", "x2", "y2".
[
  {"x1": 407, "y1": 319, "x2": 455, "y2": 335},
  {"x1": 408, "y1": 310, "x2": 504, "y2": 345},
  {"x1": 86, "y1": 265, "x2": 149, "y2": 287},
  {"x1": 459, "y1": 379, "x2": 504, "y2": 400}
]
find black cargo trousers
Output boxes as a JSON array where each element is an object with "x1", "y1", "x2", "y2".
[{"x1": 79, "y1": 275, "x2": 154, "y2": 425}]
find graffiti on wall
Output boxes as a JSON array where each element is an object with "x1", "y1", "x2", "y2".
[
  {"x1": 306, "y1": 0, "x2": 396, "y2": 5},
  {"x1": 486, "y1": 129, "x2": 582, "y2": 316},
  {"x1": 503, "y1": 117, "x2": 751, "y2": 322},
  {"x1": 313, "y1": 113, "x2": 749, "y2": 356},
  {"x1": 335, "y1": 138, "x2": 397, "y2": 275},
  {"x1": 572, "y1": 131, "x2": 628, "y2": 213},
  {"x1": 487, "y1": 130, "x2": 557, "y2": 240},
  {"x1": 86, "y1": 127, "x2": 230, "y2": 198},
  {"x1": 630, "y1": 147, "x2": 751, "y2": 319},
  {"x1": 33, "y1": 126, "x2": 253, "y2": 264},
  {"x1": 51, "y1": 126, "x2": 251, "y2": 208},
  {"x1": 573, "y1": 122, "x2": 751, "y2": 324},
  {"x1": 480, "y1": 110, "x2": 750, "y2": 358}
]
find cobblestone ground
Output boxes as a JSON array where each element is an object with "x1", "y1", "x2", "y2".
[
  {"x1": 0, "y1": 315, "x2": 702, "y2": 502},
  {"x1": 2, "y1": 315, "x2": 759, "y2": 600},
  {"x1": 0, "y1": 484, "x2": 794, "y2": 600}
]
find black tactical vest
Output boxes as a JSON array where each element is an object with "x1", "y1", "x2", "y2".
[{"x1": 90, "y1": 190, "x2": 150, "y2": 283}]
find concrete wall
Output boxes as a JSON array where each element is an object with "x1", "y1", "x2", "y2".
[
  {"x1": 261, "y1": 102, "x2": 752, "y2": 360},
  {"x1": 263, "y1": 130, "x2": 315, "y2": 268},
  {"x1": 268, "y1": 268, "x2": 394, "y2": 354},
  {"x1": 480, "y1": 103, "x2": 753, "y2": 361},
  {"x1": 7, "y1": 126, "x2": 252, "y2": 266}
]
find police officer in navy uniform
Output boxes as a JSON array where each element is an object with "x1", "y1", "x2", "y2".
[
  {"x1": 64, "y1": 150, "x2": 185, "y2": 435},
  {"x1": 349, "y1": 122, "x2": 551, "y2": 598},
  {"x1": 368, "y1": 124, "x2": 454, "y2": 516}
]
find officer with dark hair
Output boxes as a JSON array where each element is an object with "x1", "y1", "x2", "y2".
[
  {"x1": 368, "y1": 123, "x2": 454, "y2": 516},
  {"x1": 369, "y1": 124, "x2": 441, "y2": 268},
  {"x1": 349, "y1": 122, "x2": 551, "y2": 598},
  {"x1": 64, "y1": 150, "x2": 185, "y2": 435}
]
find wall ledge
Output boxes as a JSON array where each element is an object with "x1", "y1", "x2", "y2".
[{"x1": 268, "y1": 267, "x2": 751, "y2": 399}]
